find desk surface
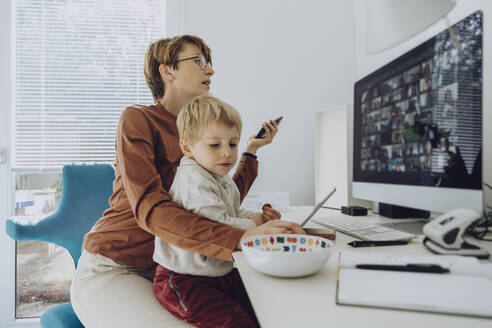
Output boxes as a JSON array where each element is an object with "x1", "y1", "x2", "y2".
[{"x1": 233, "y1": 207, "x2": 492, "y2": 328}]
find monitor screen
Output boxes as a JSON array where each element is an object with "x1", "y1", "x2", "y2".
[{"x1": 354, "y1": 11, "x2": 482, "y2": 193}]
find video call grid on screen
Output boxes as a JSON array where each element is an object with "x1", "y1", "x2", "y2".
[{"x1": 353, "y1": 10, "x2": 482, "y2": 190}]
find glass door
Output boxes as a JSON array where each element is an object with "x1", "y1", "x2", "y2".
[{"x1": 0, "y1": 1, "x2": 16, "y2": 325}]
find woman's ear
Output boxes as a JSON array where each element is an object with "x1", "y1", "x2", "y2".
[
  {"x1": 179, "y1": 139, "x2": 194, "y2": 158},
  {"x1": 159, "y1": 64, "x2": 175, "y2": 81}
]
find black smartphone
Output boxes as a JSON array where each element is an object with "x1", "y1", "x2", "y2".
[{"x1": 255, "y1": 116, "x2": 283, "y2": 139}]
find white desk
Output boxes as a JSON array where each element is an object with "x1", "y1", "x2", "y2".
[{"x1": 233, "y1": 207, "x2": 492, "y2": 328}]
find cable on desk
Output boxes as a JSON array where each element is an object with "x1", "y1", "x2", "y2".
[
  {"x1": 466, "y1": 182, "x2": 492, "y2": 242},
  {"x1": 322, "y1": 206, "x2": 341, "y2": 211}
]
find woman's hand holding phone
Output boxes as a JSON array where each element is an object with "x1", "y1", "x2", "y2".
[
  {"x1": 245, "y1": 116, "x2": 283, "y2": 155},
  {"x1": 255, "y1": 116, "x2": 283, "y2": 138}
]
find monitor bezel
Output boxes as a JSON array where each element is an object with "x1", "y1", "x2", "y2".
[
  {"x1": 353, "y1": 11, "x2": 482, "y2": 189},
  {"x1": 352, "y1": 10, "x2": 483, "y2": 214}
]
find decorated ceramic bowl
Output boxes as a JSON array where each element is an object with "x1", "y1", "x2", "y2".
[{"x1": 241, "y1": 234, "x2": 334, "y2": 277}]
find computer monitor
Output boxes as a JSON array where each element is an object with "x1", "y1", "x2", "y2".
[{"x1": 353, "y1": 10, "x2": 483, "y2": 216}]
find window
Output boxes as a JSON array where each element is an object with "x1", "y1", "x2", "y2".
[
  {"x1": 14, "y1": 172, "x2": 68, "y2": 318},
  {"x1": 14, "y1": 0, "x2": 166, "y2": 318},
  {"x1": 15, "y1": 0, "x2": 165, "y2": 168}
]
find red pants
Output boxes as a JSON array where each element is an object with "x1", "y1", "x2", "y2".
[{"x1": 153, "y1": 265, "x2": 259, "y2": 328}]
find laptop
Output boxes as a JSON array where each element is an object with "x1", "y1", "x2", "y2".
[{"x1": 299, "y1": 187, "x2": 337, "y2": 227}]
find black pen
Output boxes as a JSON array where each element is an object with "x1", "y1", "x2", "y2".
[
  {"x1": 347, "y1": 240, "x2": 409, "y2": 247},
  {"x1": 355, "y1": 263, "x2": 450, "y2": 274}
]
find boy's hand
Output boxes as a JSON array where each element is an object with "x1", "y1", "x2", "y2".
[
  {"x1": 250, "y1": 213, "x2": 264, "y2": 226},
  {"x1": 245, "y1": 119, "x2": 280, "y2": 155},
  {"x1": 262, "y1": 203, "x2": 281, "y2": 222}
]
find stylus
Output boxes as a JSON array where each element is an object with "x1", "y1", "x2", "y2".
[
  {"x1": 355, "y1": 263, "x2": 450, "y2": 274},
  {"x1": 348, "y1": 240, "x2": 409, "y2": 247}
]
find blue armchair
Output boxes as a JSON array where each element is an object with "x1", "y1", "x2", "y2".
[{"x1": 6, "y1": 164, "x2": 115, "y2": 328}]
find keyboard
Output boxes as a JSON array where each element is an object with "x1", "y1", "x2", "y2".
[{"x1": 312, "y1": 216, "x2": 417, "y2": 241}]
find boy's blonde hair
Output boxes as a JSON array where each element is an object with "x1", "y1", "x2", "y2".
[{"x1": 177, "y1": 95, "x2": 242, "y2": 144}]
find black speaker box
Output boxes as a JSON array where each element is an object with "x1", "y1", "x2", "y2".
[{"x1": 379, "y1": 203, "x2": 430, "y2": 219}]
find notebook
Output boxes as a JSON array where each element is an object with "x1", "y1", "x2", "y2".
[{"x1": 336, "y1": 250, "x2": 492, "y2": 318}]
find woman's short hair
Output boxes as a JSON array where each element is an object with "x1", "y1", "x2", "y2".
[
  {"x1": 177, "y1": 95, "x2": 242, "y2": 144},
  {"x1": 144, "y1": 35, "x2": 212, "y2": 102}
]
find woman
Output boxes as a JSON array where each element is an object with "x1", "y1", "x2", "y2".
[{"x1": 70, "y1": 35, "x2": 304, "y2": 328}]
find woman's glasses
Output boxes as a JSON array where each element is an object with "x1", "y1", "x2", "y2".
[{"x1": 174, "y1": 53, "x2": 210, "y2": 70}]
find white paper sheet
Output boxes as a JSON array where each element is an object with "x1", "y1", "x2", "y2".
[{"x1": 242, "y1": 192, "x2": 290, "y2": 213}]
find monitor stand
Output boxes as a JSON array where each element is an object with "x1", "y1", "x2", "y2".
[
  {"x1": 379, "y1": 202, "x2": 430, "y2": 219},
  {"x1": 381, "y1": 220, "x2": 428, "y2": 235},
  {"x1": 378, "y1": 203, "x2": 431, "y2": 235}
]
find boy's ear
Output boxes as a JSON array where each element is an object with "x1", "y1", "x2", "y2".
[
  {"x1": 179, "y1": 139, "x2": 194, "y2": 158},
  {"x1": 159, "y1": 64, "x2": 175, "y2": 81}
]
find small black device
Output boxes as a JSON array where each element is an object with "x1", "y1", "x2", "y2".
[
  {"x1": 341, "y1": 206, "x2": 367, "y2": 216},
  {"x1": 255, "y1": 116, "x2": 283, "y2": 138}
]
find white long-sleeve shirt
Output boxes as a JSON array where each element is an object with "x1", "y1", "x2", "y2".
[{"x1": 153, "y1": 156, "x2": 257, "y2": 276}]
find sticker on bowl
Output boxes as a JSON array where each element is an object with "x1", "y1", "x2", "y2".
[{"x1": 244, "y1": 235, "x2": 331, "y2": 252}]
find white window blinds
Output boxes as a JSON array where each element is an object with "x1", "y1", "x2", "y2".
[{"x1": 14, "y1": 0, "x2": 166, "y2": 169}]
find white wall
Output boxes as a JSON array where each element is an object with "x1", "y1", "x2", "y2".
[
  {"x1": 354, "y1": 0, "x2": 492, "y2": 210},
  {"x1": 179, "y1": 0, "x2": 356, "y2": 205}
]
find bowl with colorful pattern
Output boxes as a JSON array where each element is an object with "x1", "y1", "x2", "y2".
[{"x1": 241, "y1": 234, "x2": 334, "y2": 277}]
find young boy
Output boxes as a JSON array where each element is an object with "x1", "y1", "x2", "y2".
[{"x1": 153, "y1": 95, "x2": 278, "y2": 327}]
